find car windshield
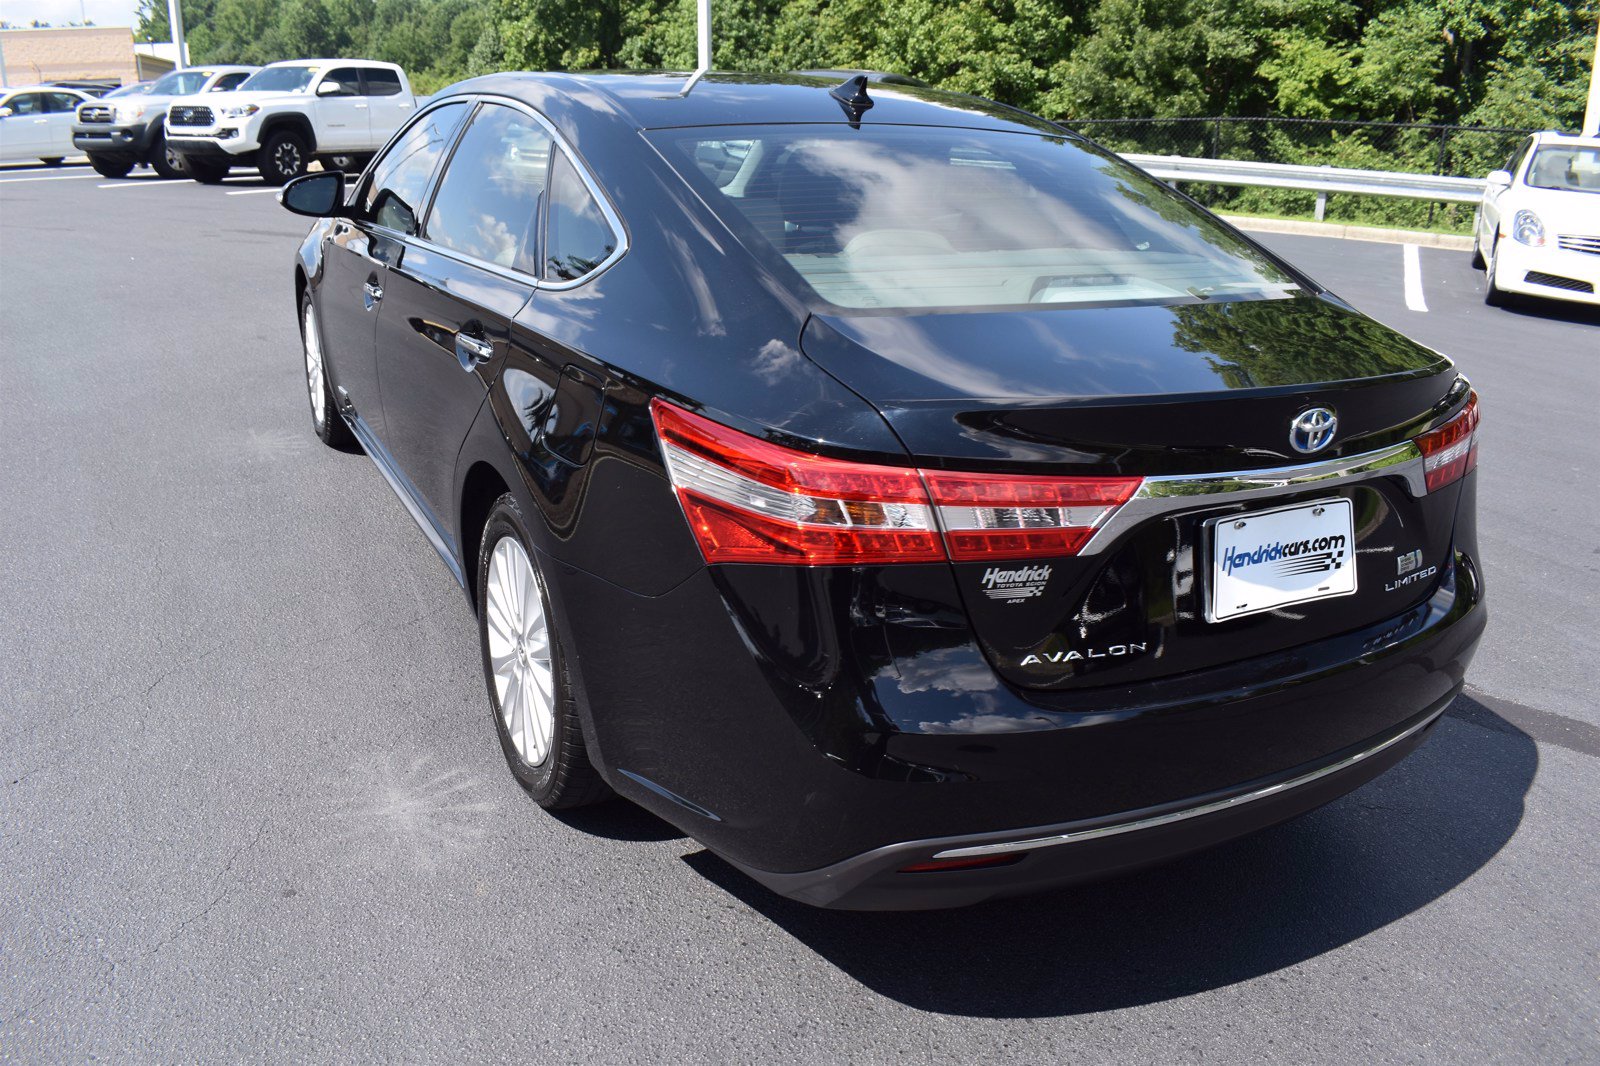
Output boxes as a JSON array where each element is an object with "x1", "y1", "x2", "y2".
[
  {"x1": 650, "y1": 124, "x2": 1300, "y2": 311},
  {"x1": 105, "y1": 82, "x2": 158, "y2": 98},
  {"x1": 149, "y1": 69, "x2": 211, "y2": 96},
  {"x1": 1526, "y1": 146, "x2": 1600, "y2": 194},
  {"x1": 237, "y1": 65, "x2": 318, "y2": 93}
]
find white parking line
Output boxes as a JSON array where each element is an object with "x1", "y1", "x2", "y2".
[
  {"x1": 0, "y1": 173, "x2": 99, "y2": 185},
  {"x1": 225, "y1": 188, "x2": 280, "y2": 196},
  {"x1": 1403, "y1": 244, "x2": 1428, "y2": 312},
  {"x1": 97, "y1": 180, "x2": 191, "y2": 190}
]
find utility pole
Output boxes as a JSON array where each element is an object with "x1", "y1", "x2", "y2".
[
  {"x1": 1585, "y1": 18, "x2": 1599, "y2": 135},
  {"x1": 166, "y1": 0, "x2": 189, "y2": 69},
  {"x1": 696, "y1": 0, "x2": 712, "y2": 72}
]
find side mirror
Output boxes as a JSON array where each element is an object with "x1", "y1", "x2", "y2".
[
  {"x1": 0, "y1": 107, "x2": 13, "y2": 119},
  {"x1": 315, "y1": 81, "x2": 344, "y2": 97},
  {"x1": 279, "y1": 171, "x2": 348, "y2": 217},
  {"x1": 1486, "y1": 169, "x2": 1513, "y2": 188}
]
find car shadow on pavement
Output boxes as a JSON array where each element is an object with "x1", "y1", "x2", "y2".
[
  {"x1": 682, "y1": 693, "x2": 1535, "y2": 1018},
  {"x1": 549, "y1": 797, "x2": 689, "y2": 842}
]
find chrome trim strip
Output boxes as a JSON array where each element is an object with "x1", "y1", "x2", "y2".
[
  {"x1": 1079, "y1": 440, "x2": 1425, "y2": 555},
  {"x1": 932, "y1": 705, "x2": 1446, "y2": 860}
]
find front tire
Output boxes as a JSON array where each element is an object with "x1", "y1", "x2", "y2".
[
  {"x1": 149, "y1": 130, "x2": 186, "y2": 179},
  {"x1": 184, "y1": 156, "x2": 229, "y2": 184},
  {"x1": 478, "y1": 496, "x2": 610, "y2": 810},
  {"x1": 300, "y1": 291, "x2": 356, "y2": 450},
  {"x1": 1484, "y1": 237, "x2": 1508, "y2": 307},
  {"x1": 88, "y1": 154, "x2": 133, "y2": 179},
  {"x1": 259, "y1": 129, "x2": 309, "y2": 185}
]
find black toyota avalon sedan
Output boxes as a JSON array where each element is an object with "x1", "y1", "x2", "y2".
[{"x1": 280, "y1": 72, "x2": 1484, "y2": 910}]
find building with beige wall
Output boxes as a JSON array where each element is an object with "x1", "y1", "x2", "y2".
[{"x1": 0, "y1": 26, "x2": 174, "y2": 88}]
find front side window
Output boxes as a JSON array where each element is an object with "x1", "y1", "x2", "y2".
[
  {"x1": 425, "y1": 104, "x2": 552, "y2": 272},
  {"x1": 238, "y1": 65, "x2": 318, "y2": 93},
  {"x1": 650, "y1": 125, "x2": 1300, "y2": 311},
  {"x1": 364, "y1": 69, "x2": 402, "y2": 97},
  {"x1": 1525, "y1": 146, "x2": 1600, "y2": 194},
  {"x1": 544, "y1": 150, "x2": 617, "y2": 282},
  {"x1": 319, "y1": 68, "x2": 364, "y2": 98},
  {"x1": 3, "y1": 93, "x2": 45, "y2": 115},
  {"x1": 362, "y1": 101, "x2": 469, "y2": 233},
  {"x1": 210, "y1": 72, "x2": 251, "y2": 92}
]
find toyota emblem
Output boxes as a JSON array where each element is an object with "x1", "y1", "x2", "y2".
[{"x1": 1289, "y1": 407, "x2": 1337, "y2": 453}]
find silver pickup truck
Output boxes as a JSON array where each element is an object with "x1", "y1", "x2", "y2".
[{"x1": 73, "y1": 66, "x2": 256, "y2": 179}]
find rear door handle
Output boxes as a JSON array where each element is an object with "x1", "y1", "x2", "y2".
[
  {"x1": 363, "y1": 280, "x2": 383, "y2": 309},
  {"x1": 454, "y1": 332, "x2": 494, "y2": 371}
]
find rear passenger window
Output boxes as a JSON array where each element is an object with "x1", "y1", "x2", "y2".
[
  {"x1": 364, "y1": 101, "x2": 468, "y2": 234},
  {"x1": 46, "y1": 92, "x2": 83, "y2": 113},
  {"x1": 426, "y1": 104, "x2": 552, "y2": 273},
  {"x1": 365, "y1": 69, "x2": 402, "y2": 97},
  {"x1": 544, "y1": 150, "x2": 617, "y2": 282}
]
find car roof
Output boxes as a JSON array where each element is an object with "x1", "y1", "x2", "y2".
[
  {"x1": 3, "y1": 84, "x2": 87, "y2": 94},
  {"x1": 433, "y1": 71, "x2": 1061, "y2": 137},
  {"x1": 260, "y1": 58, "x2": 399, "y2": 68},
  {"x1": 1531, "y1": 130, "x2": 1600, "y2": 149}
]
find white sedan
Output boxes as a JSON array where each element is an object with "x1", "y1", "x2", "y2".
[
  {"x1": 1476, "y1": 130, "x2": 1600, "y2": 307},
  {"x1": 0, "y1": 85, "x2": 92, "y2": 165}
]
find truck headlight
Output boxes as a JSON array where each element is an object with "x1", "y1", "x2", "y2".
[
  {"x1": 113, "y1": 104, "x2": 146, "y2": 122},
  {"x1": 220, "y1": 104, "x2": 259, "y2": 119},
  {"x1": 1511, "y1": 209, "x2": 1545, "y2": 247}
]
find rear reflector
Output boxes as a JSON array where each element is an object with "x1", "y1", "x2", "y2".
[
  {"x1": 651, "y1": 401, "x2": 1144, "y2": 566},
  {"x1": 899, "y1": 853, "x2": 1026, "y2": 874},
  {"x1": 1415, "y1": 392, "x2": 1479, "y2": 493}
]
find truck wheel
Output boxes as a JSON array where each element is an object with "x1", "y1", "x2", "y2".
[
  {"x1": 259, "y1": 130, "x2": 309, "y2": 185},
  {"x1": 149, "y1": 131, "x2": 186, "y2": 180},
  {"x1": 89, "y1": 155, "x2": 134, "y2": 179},
  {"x1": 185, "y1": 157, "x2": 229, "y2": 184}
]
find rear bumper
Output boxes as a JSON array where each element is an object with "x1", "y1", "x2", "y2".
[{"x1": 730, "y1": 694, "x2": 1452, "y2": 909}]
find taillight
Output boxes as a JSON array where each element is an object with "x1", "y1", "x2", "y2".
[
  {"x1": 1415, "y1": 392, "x2": 1479, "y2": 493},
  {"x1": 923, "y1": 471, "x2": 1143, "y2": 560},
  {"x1": 651, "y1": 400, "x2": 1143, "y2": 566},
  {"x1": 651, "y1": 400, "x2": 943, "y2": 565}
]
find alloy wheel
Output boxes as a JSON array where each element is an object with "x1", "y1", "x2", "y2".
[
  {"x1": 274, "y1": 142, "x2": 302, "y2": 179},
  {"x1": 485, "y1": 536, "x2": 556, "y2": 767},
  {"x1": 303, "y1": 300, "x2": 327, "y2": 428}
]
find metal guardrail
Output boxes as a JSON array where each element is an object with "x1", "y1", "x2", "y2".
[{"x1": 1122, "y1": 154, "x2": 1486, "y2": 219}]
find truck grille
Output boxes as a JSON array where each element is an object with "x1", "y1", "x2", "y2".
[
  {"x1": 169, "y1": 105, "x2": 214, "y2": 127},
  {"x1": 79, "y1": 105, "x2": 114, "y2": 123},
  {"x1": 1556, "y1": 235, "x2": 1600, "y2": 257}
]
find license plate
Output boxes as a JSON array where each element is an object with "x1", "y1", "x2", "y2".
[{"x1": 1207, "y1": 498, "x2": 1356, "y2": 622}]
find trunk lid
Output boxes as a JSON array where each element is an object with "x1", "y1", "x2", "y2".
[{"x1": 798, "y1": 295, "x2": 1469, "y2": 691}]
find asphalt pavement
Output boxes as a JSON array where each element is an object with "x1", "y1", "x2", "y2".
[{"x1": 2, "y1": 162, "x2": 1597, "y2": 1063}]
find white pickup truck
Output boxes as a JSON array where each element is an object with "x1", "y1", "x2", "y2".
[{"x1": 165, "y1": 59, "x2": 417, "y2": 185}]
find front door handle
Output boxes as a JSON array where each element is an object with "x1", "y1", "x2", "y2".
[
  {"x1": 454, "y1": 332, "x2": 494, "y2": 371},
  {"x1": 363, "y1": 280, "x2": 383, "y2": 309}
]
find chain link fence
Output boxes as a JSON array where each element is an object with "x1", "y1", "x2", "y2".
[{"x1": 1061, "y1": 116, "x2": 1537, "y2": 232}]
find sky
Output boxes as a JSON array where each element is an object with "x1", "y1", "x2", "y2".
[{"x1": 0, "y1": 0, "x2": 147, "y2": 30}]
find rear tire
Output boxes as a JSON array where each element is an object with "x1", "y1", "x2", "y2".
[
  {"x1": 89, "y1": 155, "x2": 133, "y2": 179},
  {"x1": 477, "y1": 495, "x2": 610, "y2": 810},
  {"x1": 185, "y1": 156, "x2": 229, "y2": 184},
  {"x1": 300, "y1": 291, "x2": 356, "y2": 451},
  {"x1": 149, "y1": 130, "x2": 186, "y2": 179},
  {"x1": 258, "y1": 129, "x2": 309, "y2": 185}
]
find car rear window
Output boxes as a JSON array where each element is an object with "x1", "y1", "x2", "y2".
[{"x1": 649, "y1": 125, "x2": 1300, "y2": 311}]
